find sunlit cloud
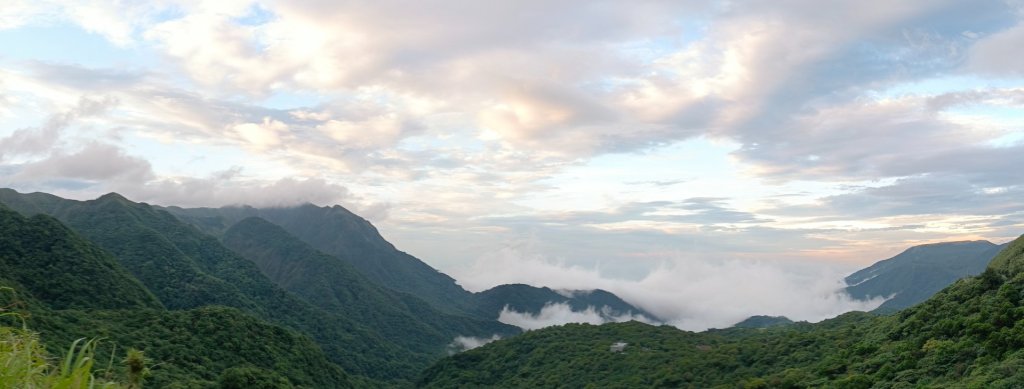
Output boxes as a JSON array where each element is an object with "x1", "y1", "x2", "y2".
[{"x1": 0, "y1": 0, "x2": 1022, "y2": 287}]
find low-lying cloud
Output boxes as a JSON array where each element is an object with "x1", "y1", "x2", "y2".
[
  {"x1": 498, "y1": 303, "x2": 657, "y2": 331},
  {"x1": 448, "y1": 335, "x2": 502, "y2": 353},
  {"x1": 454, "y1": 246, "x2": 886, "y2": 331}
]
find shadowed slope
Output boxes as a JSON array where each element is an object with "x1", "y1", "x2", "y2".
[
  {"x1": 222, "y1": 216, "x2": 518, "y2": 355},
  {"x1": 166, "y1": 204, "x2": 480, "y2": 315},
  {"x1": 0, "y1": 190, "x2": 422, "y2": 381},
  {"x1": 845, "y1": 240, "x2": 1005, "y2": 312}
]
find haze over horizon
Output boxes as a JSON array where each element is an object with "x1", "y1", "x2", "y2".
[{"x1": 2, "y1": 0, "x2": 1023, "y2": 290}]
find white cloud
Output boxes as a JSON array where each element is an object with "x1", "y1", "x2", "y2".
[
  {"x1": 498, "y1": 303, "x2": 657, "y2": 331},
  {"x1": 317, "y1": 115, "x2": 405, "y2": 149},
  {"x1": 455, "y1": 246, "x2": 885, "y2": 331},
  {"x1": 126, "y1": 173, "x2": 353, "y2": 208},
  {"x1": 233, "y1": 117, "x2": 287, "y2": 150},
  {"x1": 0, "y1": 0, "x2": 49, "y2": 30},
  {"x1": 447, "y1": 335, "x2": 502, "y2": 353},
  {"x1": 968, "y1": 23, "x2": 1024, "y2": 76},
  {"x1": 1, "y1": 0, "x2": 1022, "y2": 286},
  {"x1": 17, "y1": 142, "x2": 153, "y2": 182}
]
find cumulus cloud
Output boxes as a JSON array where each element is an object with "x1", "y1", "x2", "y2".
[
  {"x1": 125, "y1": 172, "x2": 353, "y2": 208},
  {"x1": 0, "y1": 0, "x2": 51, "y2": 30},
  {"x1": 0, "y1": 95, "x2": 118, "y2": 161},
  {"x1": 16, "y1": 142, "x2": 153, "y2": 183},
  {"x1": 233, "y1": 117, "x2": 288, "y2": 150},
  {"x1": 2, "y1": 0, "x2": 1023, "y2": 290},
  {"x1": 454, "y1": 246, "x2": 885, "y2": 331},
  {"x1": 447, "y1": 335, "x2": 502, "y2": 353},
  {"x1": 968, "y1": 21, "x2": 1024, "y2": 76}
]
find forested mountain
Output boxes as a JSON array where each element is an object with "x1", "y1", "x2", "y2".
[
  {"x1": 0, "y1": 190, "x2": 425, "y2": 381},
  {"x1": 0, "y1": 203, "x2": 352, "y2": 388},
  {"x1": 221, "y1": 216, "x2": 518, "y2": 355},
  {"x1": 9, "y1": 187, "x2": 1018, "y2": 388},
  {"x1": 732, "y1": 315, "x2": 795, "y2": 329},
  {"x1": 472, "y1": 283, "x2": 658, "y2": 322},
  {"x1": 845, "y1": 240, "x2": 1006, "y2": 312},
  {"x1": 419, "y1": 235, "x2": 1024, "y2": 387},
  {"x1": 164, "y1": 204, "x2": 480, "y2": 315},
  {"x1": 165, "y1": 203, "x2": 655, "y2": 323},
  {"x1": 0, "y1": 205, "x2": 159, "y2": 310},
  {"x1": 0, "y1": 189, "x2": 505, "y2": 384}
]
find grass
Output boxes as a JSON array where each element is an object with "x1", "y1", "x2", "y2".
[{"x1": 1, "y1": 287, "x2": 139, "y2": 388}]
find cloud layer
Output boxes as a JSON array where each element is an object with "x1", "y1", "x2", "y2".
[
  {"x1": 0, "y1": 0, "x2": 1022, "y2": 276},
  {"x1": 455, "y1": 246, "x2": 885, "y2": 331},
  {"x1": 498, "y1": 303, "x2": 657, "y2": 331}
]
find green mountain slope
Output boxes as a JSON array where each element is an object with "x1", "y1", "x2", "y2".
[
  {"x1": 221, "y1": 216, "x2": 518, "y2": 355},
  {"x1": 30, "y1": 307, "x2": 354, "y2": 388},
  {"x1": 168, "y1": 204, "x2": 657, "y2": 324},
  {"x1": 846, "y1": 240, "x2": 1005, "y2": 312},
  {"x1": 0, "y1": 190, "x2": 421, "y2": 381},
  {"x1": 0, "y1": 205, "x2": 160, "y2": 310},
  {"x1": 732, "y1": 315, "x2": 795, "y2": 329},
  {"x1": 473, "y1": 283, "x2": 658, "y2": 322},
  {"x1": 164, "y1": 204, "x2": 480, "y2": 315},
  {"x1": 419, "y1": 235, "x2": 1024, "y2": 388},
  {"x1": 0, "y1": 201, "x2": 352, "y2": 388}
]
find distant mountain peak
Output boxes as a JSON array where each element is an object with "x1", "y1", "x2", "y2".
[
  {"x1": 475, "y1": 283, "x2": 659, "y2": 323},
  {"x1": 732, "y1": 315, "x2": 794, "y2": 329},
  {"x1": 845, "y1": 239, "x2": 1007, "y2": 312},
  {"x1": 96, "y1": 192, "x2": 129, "y2": 202}
]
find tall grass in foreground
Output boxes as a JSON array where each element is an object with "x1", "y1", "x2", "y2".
[
  {"x1": 1, "y1": 288, "x2": 139, "y2": 388},
  {"x1": 0, "y1": 325, "x2": 130, "y2": 389}
]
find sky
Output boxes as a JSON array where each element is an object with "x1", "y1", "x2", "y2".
[{"x1": 2, "y1": 1, "x2": 1024, "y2": 327}]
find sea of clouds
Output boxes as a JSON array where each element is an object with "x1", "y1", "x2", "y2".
[{"x1": 452, "y1": 246, "x2": 886, "y2": 331}]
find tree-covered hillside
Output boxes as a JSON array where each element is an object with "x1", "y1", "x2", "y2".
[
  {"x1": 164, "y1": 204, "x2": 481, "y2": 315},
  {"x1": 167, "y1": 203, "x2": 659, "y2": 324},
  {"x1": 846, "y1": 240, "x2": 1006, "y2": 313},
  {"x1": 0, "y1": 205, "x2": 160, "y2": 310},
  {"x1": 732, "y1": 315, "x2": 795, "y2": 329},
  {"x1": 0, "y1": 203, "x2": 353, "y2": 388},
  {"x1": 473, "y1": 283, "x2": 657, "y2": 322},
  {"x1": 0, "y1": 190, "x2": 433, "y2": 382},
  {"x1": 222, "y1": 216, "x2": 518, "y2": 355},
  {"x1": 420, "y1": 235, "x2": 1024, "y2": 388}
]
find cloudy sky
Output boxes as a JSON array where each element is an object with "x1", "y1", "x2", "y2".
[{"x1": 2, "y1": 1, "x2": 1023, "y2": 299}]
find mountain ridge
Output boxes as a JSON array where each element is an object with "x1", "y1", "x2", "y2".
[
  {"x1": 845, "y1": 239, "x2": 1007, "y2": 312},
  {"x1": 0, "y1": 201, "x2": 354, "y2": 388},
  {"x1": 220, "y1": 216, "x2": 519, "y2": 355},
  {"x1": 0, "y1": 189, "x2": 426, "y2": 381},
  {"x1": 472, "y1": 283, "x2": 659, "y2": 323},
  {"x1": 163, "y1": 203, "x2": 480, "y2": 316}
]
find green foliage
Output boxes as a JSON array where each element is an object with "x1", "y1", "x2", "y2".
[
  {"x1": 473, "y1": 284, "x2": 656, "y2": 321},
  {"x1": 0, "y1": 191, "x2": 422, "y2": 382},
  {"x1": 29, "y1": 307, "x2": 353, "y2": 388},
  {"x1": 0, "y1": 194, "x2": 356, "y2": 388},
  {"x1": 732, "y1": 315, "x2": 795, "y2": 329},
  {"x1": 222, "y1": 217, "x2": 517, "y2": 356},
  {"x1": 0, "y1": 325, "x2": 126, "y2": 389},
  {"x1": 846, "y1": 240, "x2": 1004, "y2": 312},
  {"x1": 217, "y1": 366, "x2": 295, "y2": 389},
  {"x1": 0, "y1": 206, "x2": 161, "y2": 310},
  {"x1": 123, "y1": 348, "x2": 148, "y2": 389},
  {"x1": 419, "y1": 235, "x2": 1024, "y2": 388},
  {"x1": 166, "y1": 204, "x2": 481, "y2": 316}
]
